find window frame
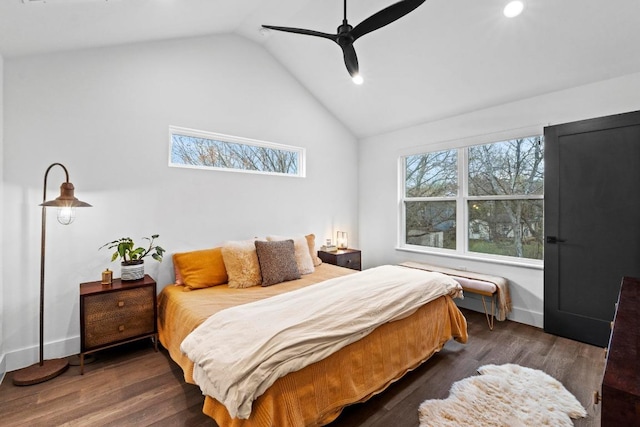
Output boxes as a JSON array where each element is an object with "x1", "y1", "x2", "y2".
[
  {"x1": 398, "y1": 136, "x2": 544, "y2": 268},
  {"x1": 168, "y1": 126, "x2": 306, "y2": 178}
]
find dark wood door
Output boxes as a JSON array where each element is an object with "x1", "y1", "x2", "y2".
[{"x1": 544, "y1": 110, "x2": 640, "y2": 347}]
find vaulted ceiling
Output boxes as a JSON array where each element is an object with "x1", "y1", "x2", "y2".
[{"x1": 1, "y1": 0, "x2": 639, "y2": 138}]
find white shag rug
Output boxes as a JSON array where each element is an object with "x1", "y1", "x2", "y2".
[{"x1": 418, "y1": 364, "x2": 587, "y2": 427}]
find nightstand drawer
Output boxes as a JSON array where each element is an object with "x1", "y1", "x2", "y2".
[
  {"x1": 335, "y1": 252, "x2": 361, "y2": 270},
  {"x1": 83, "y1": 287, "x2": 153, "y2": 323},
  {"x1": 83, "y1": 310, "x2": 155, "y2": 349}
]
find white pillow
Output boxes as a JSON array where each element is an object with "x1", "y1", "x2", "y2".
[{"x1": 266, "y1": 235, "x2": 315, "y2": 274}]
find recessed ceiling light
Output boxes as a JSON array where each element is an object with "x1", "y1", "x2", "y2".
[{"x1": 503, "y1": 1, "x2": 524, "y2": 18}]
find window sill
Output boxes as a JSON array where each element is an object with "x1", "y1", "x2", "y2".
[{"x1": 395, "y1": 246, "x2": 544, "y2": 270}]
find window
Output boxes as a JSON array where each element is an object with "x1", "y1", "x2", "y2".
[
  {"x1": 401, "y1": 136, "x2": 544, "y2": 262},
  {"x1": 404, "y1": 149, "x2": 458, "y2": 250},
  {"x1": 169, "y1": 126, "x2": 305, "y2": 177}
]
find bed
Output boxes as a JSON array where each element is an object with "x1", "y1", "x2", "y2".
[{"x1": 158, "y1": 241, "x2": 468, "y2": 427}]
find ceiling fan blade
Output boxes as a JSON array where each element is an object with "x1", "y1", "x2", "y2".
[
  {"x1": 351, "y1": 0, "x2": 426, "y2": 41},
  {"x1": 341, "y1": 43, "x2": 359, "y2": 77},
  {"x1": 262, "y1": 25, "x2": 338, "y2": 42}
]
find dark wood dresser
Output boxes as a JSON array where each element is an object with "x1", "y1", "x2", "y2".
[
  {"x1": 79, "y1": 274, "x2": 158, "y2": 374},
  {"x1": 601, "y1": 276, "x2": 640, "y2": 425}
]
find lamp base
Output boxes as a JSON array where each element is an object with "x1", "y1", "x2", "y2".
[{"x1": 12, "y1": 358, "x2": 69, "y2": 386}]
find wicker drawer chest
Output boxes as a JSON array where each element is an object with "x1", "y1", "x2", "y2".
[{"x1": 79, "y1": 274, "x2": 157, "y2": 374}]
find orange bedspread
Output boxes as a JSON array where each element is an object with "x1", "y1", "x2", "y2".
[{"x1": 158, "y1": 263, "x2": 467, "y2": 427}]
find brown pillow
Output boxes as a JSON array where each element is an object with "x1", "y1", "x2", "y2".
[
  {"x1": 172, "y1": 247, "x2": 228, "y2": 291},
  {"x1": 267, "y1": 235, "x2": 315, "y2": 274},
  {"x1": 255, "y1": 240, "x2": 301, "y2": 286}
]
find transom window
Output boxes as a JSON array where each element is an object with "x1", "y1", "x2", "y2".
[
  {"x1": 169, "y1": 126, "x2": 305, "y2": 177},
  {"x1": 401, "y1": 136, "x2": 544, "y2": 262}
]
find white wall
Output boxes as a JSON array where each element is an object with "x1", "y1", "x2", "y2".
[
  {"x1": 2, "y1": 34, "x2": 358, "y2": 371},
  {"x1": 0, "y1": 53, "x2": 5, "y2": 381},
  {"x1": 359, "y1": 72, "x2": 640, "y2": 328}
]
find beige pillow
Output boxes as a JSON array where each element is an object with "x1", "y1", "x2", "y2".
[
  {"x1": 266, "y1": 235, "x2": 315, "y2": 274},
  {"x1": 255, "y1": 240, "x2": 300, "y2": 286},
  {"x1": 305, "y1": 234, "x2": 323, "y2": 267},
  {"x1": 221, "y1": 239, "x2": 262, "y2": 288}
]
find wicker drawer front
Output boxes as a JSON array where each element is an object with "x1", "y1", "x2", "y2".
[{"x1": 83, "y1": 287, "x2": 154, "y2": 349}]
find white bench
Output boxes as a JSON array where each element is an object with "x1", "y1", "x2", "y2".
[{"x1": 400, "y1": 262, "x2": 510, "y2": 330}]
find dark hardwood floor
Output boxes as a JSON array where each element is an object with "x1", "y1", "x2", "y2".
[{"x1": 0, "y1": 309, "x2": 604, "y2": 426}]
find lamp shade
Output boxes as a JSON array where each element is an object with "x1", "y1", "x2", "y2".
[
  {"x1": 336, "y1": 231, "x2": 348, "y2": 250},
  {"x1": 40, "y1": 182, "x2": 92, "y2": 208}
]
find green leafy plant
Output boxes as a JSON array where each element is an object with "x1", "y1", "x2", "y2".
[{"x1": 100, "y1": 234, "x2": 165, "y2": 265}]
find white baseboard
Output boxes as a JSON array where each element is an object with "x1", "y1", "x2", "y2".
[
  {"x1": 508, "y1": 306, "x2": 544, "y2": 329},
  {"x1": 5, "y1": 336, "x2": 80, "y2": 372},
  {"x1": 0, "y1": 353, "x2": 6, "y2": 385},
  {"x1": 455, "y1": 294, "x2": 543, "y2": 329}
]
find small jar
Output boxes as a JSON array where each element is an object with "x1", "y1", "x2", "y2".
[{"x1": 101, "y1": 268, "x2": 113, "y2": 285}]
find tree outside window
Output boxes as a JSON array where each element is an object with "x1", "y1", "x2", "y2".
[
  {"x1": 402, "y1": 136, "x2": 544, "y2": 261},
  {"x1": 169, "y1": 126, "x2": 305, "y2": 177},
  {"x1": 404, "y1": 150, "x2": 457, "y2": 249}
]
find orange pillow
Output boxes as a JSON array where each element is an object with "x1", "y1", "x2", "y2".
[{"x1": 173, "y1": 247, "x2": 228, "y2": 291}]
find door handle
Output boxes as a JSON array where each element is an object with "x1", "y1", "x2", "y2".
[{"x1": 546, "y1": 236, "x2": 566, "y2": 244}]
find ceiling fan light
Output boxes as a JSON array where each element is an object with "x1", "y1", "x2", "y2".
[
  {"x1": 503, "y1": 1, "x2": 524, "y2": 18},
  {"x1": 352, "y1": 74, "x2": 364, "y2": 85}
]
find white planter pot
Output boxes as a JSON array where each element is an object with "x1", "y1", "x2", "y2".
[{"x1": 121, "y1": 261, "x2": 144, "y2": 281}]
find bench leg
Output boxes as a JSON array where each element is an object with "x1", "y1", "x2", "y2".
[{"x1": 480, "y1": 294, "x2": 496, "y2": 330}]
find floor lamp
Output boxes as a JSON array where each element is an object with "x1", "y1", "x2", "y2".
[{"x1": 13, "y1": 163, "x2": 91, "y2": 386}]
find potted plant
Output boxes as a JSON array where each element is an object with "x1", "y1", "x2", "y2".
[{"x1": 100, "y1": 234, "x2": 165, "y2": 281}]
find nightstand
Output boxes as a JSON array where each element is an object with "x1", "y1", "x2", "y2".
[
  {"x1": 318, "y1": 249, "x2": 362, "y2": 271},
  {"x1": 79, "y1": 274, "x2": 158, "y2": 374}
]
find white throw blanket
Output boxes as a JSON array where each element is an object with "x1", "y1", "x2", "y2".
[{"x1": 180, "y1": 264, "x2": 461, "y2": 419}]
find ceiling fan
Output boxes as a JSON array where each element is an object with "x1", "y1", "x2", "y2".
[{"x1": 262, "y1": 0, "x2": 426, "y2": 84}]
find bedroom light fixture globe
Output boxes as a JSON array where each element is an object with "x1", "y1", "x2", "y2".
[
  {"x1": 503, "y1": 1, "x2": 524, "y2": 18},
  {"x1": 352, "y1": 74, "x2": 364, "y2": 85},
  {"x1": 56, "y1": 207, "x2": 76, "y2": 225}
]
